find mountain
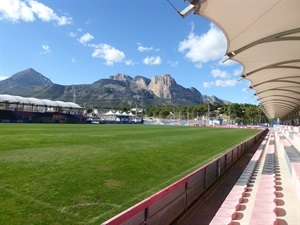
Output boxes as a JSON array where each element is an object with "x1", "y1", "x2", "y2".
[
  {"x1": 0, "y1": 68, "x2": 65, "y2": 98},
  {"x1": 202, "y1": 95, "x2": 230, "y2": 104},
  {"x1": 0, "y1": 68, "x2": 229, "y2": 107}
]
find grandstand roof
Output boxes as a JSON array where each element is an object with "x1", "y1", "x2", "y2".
[
  {"x1": 185, "y1": 0, "x2": 300, "y2": 119},
  {"x1": 0, "y1": 94, "x2": 82, "y2": 109}
]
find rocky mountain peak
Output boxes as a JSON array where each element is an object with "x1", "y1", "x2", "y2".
[
  {"x1": 13, "y1": 68, "x2": 52, "y2": 85},
  {"x1": 148, "y1": 74, "x2": 178, "y2": 99},
  {"x1": 151, "y1": 74, "x2": 175, "y2": 85},
  {"x1": 132, "y1": 76, "x2": 150, "y2": 91},
  {"x1": 109, "y1": 73, "x2": 133, "y2": 82},
  {"x1": 202, "y1": 95, "x2": 229, "y2": 104}
]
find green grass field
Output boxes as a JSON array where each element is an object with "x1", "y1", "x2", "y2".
[{"x1": 0, "y1": 124, "x2": 260, "y2": 224}]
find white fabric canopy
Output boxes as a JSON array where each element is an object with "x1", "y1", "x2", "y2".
[
  {"x1": 104, "y1": 110, "x2": 115, "y2": 115},
  {"x1": 184, "y1": 0, "x2": 300, "y2": 119},
  {"x1": 0, "y1": 94, "x2": 82, "y2": 109}
]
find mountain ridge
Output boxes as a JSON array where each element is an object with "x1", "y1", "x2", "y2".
[{"x1": 0, "y1": 68, "x2": 230, "y2": 107}]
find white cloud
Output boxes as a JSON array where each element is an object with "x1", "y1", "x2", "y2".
[
  {"x1": 233, "y1": 66, "x2": 243, "y2": 76},
  {"x1": 137, "y1": 43, "x2": 159, "y2": 53},
  {"x1": 78, "y1": 33, "x2": 94, "y2": 45},
  {"x1": 71, "y1": 58, "x2": 76, "y2": 63},
  {"x1": 0, "y1": 0, "x2": 34, "y2": 22},
  {"x1": 29, "y1": 0, "x2": 72, "y2": 25},
  {"x1": 41, "y1": 44, "x2": 51, "y2": 55},
  {"x1": 0, "y1": 75, "x2": 9, "y2": 81},
  {"x1": 168, "y1": 60, "x2": 179, "y2": 67},
  {"x1": 203, "y1": 81, "x2": 214, "y2": 88},
  {"x1": 124, "y1": 59, "x2": 137, "y2": 66},
  {"x1": 69, "y1": 32, "x2": 76, "y2": 38},
  {"x1": 0, "y1": 0, "x2": 72, "y2": 25},
  {"x1": 211, "y1": 69, "x2": 230, "y2": 79},
  {"x1": 203, "y1": 79, "x2": 238, "y2": 88},
  {"x1": 92, "y1": 44, "x2": 125, "y2": 66},
  {"x1": 195, "y1": 63, "x2": 203, "y2": 69},
  {"x1": 203, "y1": 68, "x2": 241, "y2": 88},
  {"x1": 215, "y1": 79, "x2": 237, "y2": 87},
  {"x1": 75, "y1": 33, "x2": 128, "y2": 66},
  {"x1": 143, "y1": 56, "x2": 162, "y2": 65},
  {"x1": 138, "y1": 45, "x2": 153, "y2": 53},
  {"x1": 178, "y1": 23, "x2": 227, "y2": 67},
  {"x1": 85, "y1": 18, "x2": 93, "y2": 24}
]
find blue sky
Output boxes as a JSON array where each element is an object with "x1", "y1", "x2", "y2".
[{"x1": 0, "y1": 0, "x2": 257, "y2": 104}]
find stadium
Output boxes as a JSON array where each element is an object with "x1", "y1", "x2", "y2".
[
  {"x1": 101, "y1": 0, "x2": 300, "y2": 224},
  {"x1": 0, "y1": 94, "x2": 85, "y2": 123},
  {"x1": 0, "y1": 0, "x2": 299, "y2": 225}
]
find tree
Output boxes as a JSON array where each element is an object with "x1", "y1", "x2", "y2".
[
  {"x1": 159, "y1": 109, "x2": 170, "y2": 118},
  {"x1": 126, "y1": 103, "x2": 269, "y2": 124}
]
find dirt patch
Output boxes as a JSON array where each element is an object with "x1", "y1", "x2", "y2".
[
  {"x1": 104, "y1": 179, "x2": 123, "y2": 188},
  {"x1": 97, "y1": 165, "x2": 110, "y2": 171}
]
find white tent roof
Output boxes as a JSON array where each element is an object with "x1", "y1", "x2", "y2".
[
  {"x1": 41, "y1": 99, "x2": 59, "y2": 107},
  {"x1": 55, "y1": 100, "x2": 73, "y2": 108},
  {"x1": 184, "y1": 0, "x2": 300, "y2": 119},
  {"x1": 103, "y1": 110, "x2": 135, "y2": 117},
  {"x1": 104, "y1": 110, "x2": 115, "y2": 115},
  {"x1": 66, "y1": 102, "x2": 82, "y2": 108},
  {"x1": 128, "y1": 112, "x2": 135, "y2": 117},
  {"x1": 27, "y1": 97, "x2": 45, "y2": 106},
  {"x1": 0, "y1": 94, "x2": 82, "y2": 109}
]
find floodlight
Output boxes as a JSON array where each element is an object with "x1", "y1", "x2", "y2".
[{"x1": 179, "y1": 4, "x2": 195, "y2": 18}]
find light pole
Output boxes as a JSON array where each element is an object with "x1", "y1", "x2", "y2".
[{"x1": 228, "y1": 106, "x2": 231, "y2": 125}]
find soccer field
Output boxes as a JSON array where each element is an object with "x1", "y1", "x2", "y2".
[{"x1": 0, "y1": 124, "x2": 259, "y2": 224}]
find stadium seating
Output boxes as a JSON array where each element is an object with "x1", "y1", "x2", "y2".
[
  {"x1": 0, "y1": 109, "x2": 85, "y2": 123},
  {"x1": 210, "y1": 127, "x2": 300, "y2": 225},
  {"x1": 0, "y1": 110, "x2": 21, "y2": 121},
  {"x1": 249, "y1": 133, "x2": 278, "y2": 225},
  {"x1": 276, "y1": 132, "x2": 300, "y2": 198},
  {"x1": 209, "y1": 132, "x2": 270, "y2": 225}
]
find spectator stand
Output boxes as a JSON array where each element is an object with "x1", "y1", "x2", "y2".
[{"x1": 0, "y1": 94, "x2": 85, "y2": 123}]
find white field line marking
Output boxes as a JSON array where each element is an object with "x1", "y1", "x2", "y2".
[
  {"x1": 3, "y1": 164, "x2": 205, "y2": 224},
  {"x1": 1, "y1": 185, "x2": 63, "y2": 213},
  {"x1": 60, "y1": 202, "x2": 99, "y2": 212},
  {"x1": 87, "y1": 167, "x2": 204, "y2": 223},
  {"x1": 87, "y1": 204, "x2": 121, "y2": 224},
  {"x1": 87, "y1": 182, "x2": 175, "y2": 224},
  {"x1": 2, "y1": 185, "x2": 121, "y2": 224}
]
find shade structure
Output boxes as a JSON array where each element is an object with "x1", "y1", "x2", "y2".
[
  {"x1": 184, "y1": 0, "x2": 300, "y2": 119},
  {"x1": 0, "y1": 94, "x2": 82, "y2": 109}
]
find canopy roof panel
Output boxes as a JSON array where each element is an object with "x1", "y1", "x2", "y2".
[
  {"x1": 66, "y1": 102, "x2": 82, "y2": 108},
  {"x1": 184, "y1": 0, "x2": 300, "y2": 119},
  {"x1": 27, "y1": 97, "x2": 45, "y2": 106},
  {"x1": 0, "y1": 94, "x2": 82, "y2": 109},
  {"x1": 0, "y1": 95, "x2": 19, "y2": 103},
  {"x1": 55, "y1": 101, "x2": 73, "y2": 108},
  {"x1": 41, "y1": 99, "x2": 59, "y2": 107}
]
